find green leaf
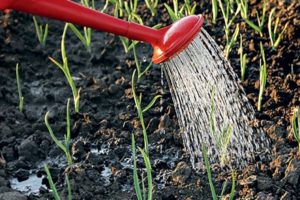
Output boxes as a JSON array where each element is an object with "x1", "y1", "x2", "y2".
[
  {"x1": 220, "y1": 180, "x2": 228, "y2": 197},
  {"x1": 292, "y1": 109, "x2": 300, "y2": 142},
  {"x1": 42, "y1": 24, "x2": 49, "y2": 45},
  {"x1": 65, "y1": 175, "x2": 72, "y2": 200},
  {"x1": 257, "y1": 57, "x2": 267, "y2": 112},
  {"x1": 268, "y1": 8, "x2": 276, "y2": 47},
  {"x1": 131, "y1": 70, "x2": 139, "y2": 109},
  {"x1": 45, "y1": 112, "x2": 67, "y2": 153},
  {"x1": 68, "y1": 23, "x2": 88, "y2": 48},
  {"x1": 16, "y1": 63, "x2": 24, "y2": 112},
  {"x1": 132, "y1": 13, "x2": 144, "y2": 25},
  {"x1": 61, "y1": 24, "x2": 68, "y2": 60},
  {"x1": 119, "y1": 37, "x2": 129, "y2": 53},
  {"x1": 174, "y1": 0, "x2": 178, "y2": 16},
  {"x1": 274, "y1": 22, "x2": 289, "y2": 49},
  {"x1": 49, "y1": 57, "x2": 64, "y2": 72},
  {"x1": 66, "y1": 99, "x2": 71, "y2": 142},
  {"x1": 229, "y1": 171, "x2": 237, "y2": 200},
  {"x1": 138, "y1": 147, "x2": 153, "y2": 200},
  {"x1": 231, "y1": 25, "x2": 239, "y2": 45},
  {"x1": 140, "y1": 61, "x2": 153, "y2": 78},
  {"x1": 261, "y1": 0, "x2": 266, "y2": 27},
  {"x1": 202, "y1": 145, "x2": 218, "y2": 200},
  {"x1": 132, "y1": 134, "x2": 142, "y2": 200},
  {"x1": 241, "y1": 53, "x2": 247, "y2": 81},
  {"x1": 44, "y1": 164, "x2": 61, "y2": 200},
  {"x1": 209, "y1": 87, "x2": 216, "y2": 137},
  {"x1": 164, "y1": 3, "x2": 177, "y2": 22},
  {"x1": 245, "y1": 18, "x2": 260, "y2": 33},
  {"x1": 142, "y1": 95, "x2": 162, "y2": 113},
  {"x1": 259, "y1": 42, "x2": 266, "y2": 65},
  {"x1": 127, "y1": 40, "x2": 139, "y2": 52},
  {"x1": 190, "y1": 2, "x2": 197, "y2": 15}
]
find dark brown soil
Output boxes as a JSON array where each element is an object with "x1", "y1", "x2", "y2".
[{"x1": 0, "y1": 0, "x2": 299, "y2": 199}]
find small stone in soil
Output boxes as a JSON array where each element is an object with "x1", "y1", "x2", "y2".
[
  {"x1": 171, "y1": 161, "x2": 191, "y2": 185},
  {"x1": 72, "y1": 140, "x2": 87, "y2": 161},
  {"x1": 257, "y1": 176, "x2": 273, "y2": 191},
  {"x1": 0, "y1": 177, "x2": 9, "y2": 187},
  {"x1": 2, "y1": 146, "x2": 15, "y2": 162},
  {"x1": 15, "y1": 169, "x2": 30, "y2": 182},
  {"x1": 283, "y1": 158, "x2": 300, "y2": 185},
  {"x1": 240, "y1": 175, "x2": 257, "y2": 187},
  {"x1": 158, "y1": 113, "x2": 171, "y2": 130},
  {"x1": 18, "y1": 136, "x2": 40, "y2": 162},
  {"x1": 0, "y1": 191, "x2": 27, "y2": 200},
  {"x1": 255, "y1": 192, "x2": 275, "y2": 200},
  {"x1": 86, "y1": 152, "x2": 103, "y2": 165}
]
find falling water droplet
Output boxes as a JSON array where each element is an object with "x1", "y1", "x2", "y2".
[
  {"x1": 162, "y1": 29, "x2": 270, "y2": 170},
  {"x1": 142, "y1": 56, "x2": 147, "y2": 63},
  {"x1": 160, "y1": 67, "x2": 164, "y2": 113}
]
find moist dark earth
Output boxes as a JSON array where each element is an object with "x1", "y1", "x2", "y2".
[{"x1": 0, "y1": 0, "x2": 299, "y2": 199}]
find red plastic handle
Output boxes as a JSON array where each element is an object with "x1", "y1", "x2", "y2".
[{"x1": 0, "y1": 0, "x2": 161, "y2": 45}]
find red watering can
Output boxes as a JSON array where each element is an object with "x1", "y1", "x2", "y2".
[{"x1": 0, "y1": 0, "x2": 204, "y2": 64}]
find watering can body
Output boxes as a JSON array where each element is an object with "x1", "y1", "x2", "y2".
[{"x1": 0, "y1": 0, "x2": 204, "y2": 63}]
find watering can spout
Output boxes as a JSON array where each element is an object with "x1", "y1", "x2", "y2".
[{"x1": 0, "y1": 0, "x2": 204, "y2": 64}]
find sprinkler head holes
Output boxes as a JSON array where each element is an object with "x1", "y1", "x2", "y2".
[{"x1": 152, "y1": 15, "x2": 204, "y2": 64}]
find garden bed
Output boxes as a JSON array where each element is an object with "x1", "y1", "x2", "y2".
[{"x1": 0, "y1": 0, "x2": 299, "y2": 199}]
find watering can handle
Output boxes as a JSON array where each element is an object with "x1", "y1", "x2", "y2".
[{"x1": 0, "y1": 0, "x2": 161, "y2": 44}]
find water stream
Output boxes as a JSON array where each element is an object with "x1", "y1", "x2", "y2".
[{"x1": 163, "y1": 29, "x2": 270, "y2": 169}]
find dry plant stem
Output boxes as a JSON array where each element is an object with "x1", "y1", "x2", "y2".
[{"x1": 16, "y1": 63, "x2": 24, "y2": 112}]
